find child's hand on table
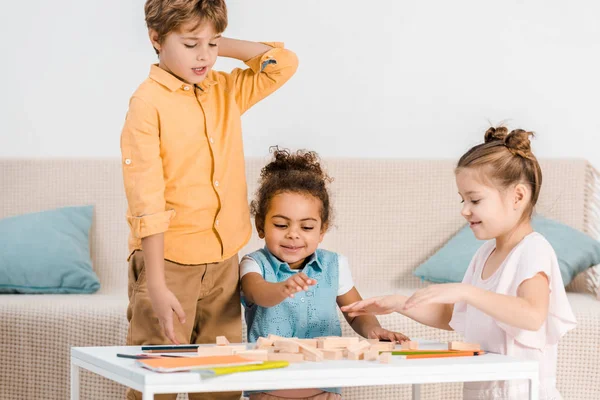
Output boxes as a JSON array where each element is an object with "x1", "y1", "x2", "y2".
[{"x1": 368, "y1": 326, "x2": 410, "y2": 343}]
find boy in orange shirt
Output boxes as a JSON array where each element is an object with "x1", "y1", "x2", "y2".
[{"x1": 120, "y1": 1, "x2": 298, "y2": 399}]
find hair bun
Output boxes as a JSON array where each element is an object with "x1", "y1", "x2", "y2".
[
  {"x1": 484, "y1": 126, "x2": 508, "y2": 143},
  {"x1": 505, "y1": 129, "x2": 534, "y2": 159}
]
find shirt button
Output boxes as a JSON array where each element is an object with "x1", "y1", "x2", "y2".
[
  {"x1": 124, "y1": 159, "x2": 131, "y2": 165},
  {"x1": 209, "y1": 137, "x2": 214, "y2": 144},
  {"x1": 214, "y1": 180, "x2": 219, "y2": 187},
  {"x1": 183, "y1": 86, "x2": 190, "y2": 91},
  {"x1": 300, "y1": 298, "x2": 305, "y2": 303}
]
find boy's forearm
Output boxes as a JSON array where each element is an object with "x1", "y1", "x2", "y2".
[
  {"x1": 395, "y1": 295, "x2": 454, "y2": 330},
  {"x1": 141, "y1": 234, "x2": 167, "y2": 290},
  {"x1": 218, "y1": 37, "x2": 272, "y2": 62}
]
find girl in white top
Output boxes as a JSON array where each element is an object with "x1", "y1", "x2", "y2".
[{"x1": 342, "y1": 127, "x2": 577, "y2": 400}]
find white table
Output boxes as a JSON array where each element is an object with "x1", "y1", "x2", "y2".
[{"x1": 70, "y1": 342, "x2": 540, "y2": 400}]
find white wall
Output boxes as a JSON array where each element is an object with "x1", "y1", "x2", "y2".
[{"x1": 1, "y1": 0, "x2": 599, "y2": 164}]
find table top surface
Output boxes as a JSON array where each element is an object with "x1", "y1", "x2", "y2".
[{"x1": 71, "y1": 341, "x2": 539, "y2": 392}]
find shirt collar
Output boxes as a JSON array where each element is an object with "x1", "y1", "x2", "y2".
[
  {"x1": 148, "y1": 64, "x2": 218, "y2": 92},
  {"x1": 263, "y1": 246, "x2": 323, "y2": 272}
]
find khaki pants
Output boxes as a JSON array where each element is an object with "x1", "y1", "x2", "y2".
[{"x1": 126, "y1": 250, "x2": 242, "y2": 400}]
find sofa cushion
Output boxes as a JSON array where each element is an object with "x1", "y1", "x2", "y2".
[
  {"x1": 413, "y1": 216, "x2": 600, "y2": 286},
  {"x1": 0, "y1": 205, "x2": 100, "y2": 294}
]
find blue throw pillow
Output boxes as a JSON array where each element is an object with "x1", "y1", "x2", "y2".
[
  {"x1": 0, "y1": 205, "x2": 100, "y2": 294},
  {"x1": 413, "y1": 215, "x2": 600, "y2": 286}
]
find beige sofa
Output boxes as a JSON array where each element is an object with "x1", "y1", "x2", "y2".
[{"x1": 1, "y1": 159, "x2": 599, "y2": 400}]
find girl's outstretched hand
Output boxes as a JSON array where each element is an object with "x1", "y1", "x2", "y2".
[
  {"x1": 368, "y1": 326, "x2": 410, "y2": 343},
  {"x1": 403, "y1": 283, "x2": 470, "y2": 310},
  {"x1": 280, "y1": 272, "x2": 317, "y2": 298},
  {"x1": 340, "y1": 295, "x2": 401, "y2": 317}
]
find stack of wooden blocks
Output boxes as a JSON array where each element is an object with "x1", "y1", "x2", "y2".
[{"x1": 198, "y1": 335, "x2": 421, "y2": 364}]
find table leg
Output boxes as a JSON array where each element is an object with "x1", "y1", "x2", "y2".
[
  {"x1": 529, "y1": 375, "x2": 539, "y2": 400},
  {"x1": 70, "y1": 362, "x2": 80, "y2": 400},
  {"x1": 412, "y1": 384, "x2": 421, "y2": 400},
  {"x1": 142, "y1": 390, "x2": 155, "y2": 400}
]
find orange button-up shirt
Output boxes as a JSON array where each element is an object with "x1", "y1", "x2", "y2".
[{"x1": 120, "y1": 43, "x2": 298, "y2": 264}]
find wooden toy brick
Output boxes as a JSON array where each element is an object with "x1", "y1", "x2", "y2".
[
  {"x1": 321, "y1": 349, "x2": 343, "y2": 360},
  {"x1": 274, "y1": 340, "x2": 300, "y2": 353},
  {"x1": 366, "y1": 339, "x2": 381, "y2": 345},
  {"x1": 294, "y1": 338, "x2": 318, "y2": 348},
  {"x1": 448, "y1": 341, "x2": 481, "y2": 351},
  {"x1": 364, "y1": 349, "x2": 379, "y2": 361},
  {"x1": 235, "y1": 349, "x2": 269, "y2": 361},
  {"x1": 228, "y1": 345, "x2": 249, "y2": 353},
  {"x1": 299, "y1": 345, "x2": 324, "y2": 362},
  {"x1": 216, "y1": 336, "x2": 230, "y2": 346},
  {"x1": 267, "y1": 352, "x2": 305, "y2": 363},
  {"x1": 197, "y1": 346, "x2": 234, "y2": 356},
  {"x1": 256, "y1": 337, "x2": 274, "y2": 349},
  {"x1": 400, "y1": 341, "x2": 418, "y2": 350},
  {"x1": 318, "y1": 337, "x2": 360, "y2": 349},
  {"x1": 369, "y1": 342, "x2": 395, "y2": 352},
  {"x1": 347, "y1": 340, "x2": 370, "y2": 354},
  {"x1": 347, "y1": 351, "x2": 365, "y2": 361},
  {"x1": 379, "y1": 352, "x2": 393, "y2": 364}
]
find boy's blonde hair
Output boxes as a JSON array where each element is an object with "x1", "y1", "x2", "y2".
[
  {"x1": 145, "y1": 0, "x2": 228, "y2": 52},
  {"x1": 456, "y1": 126, "x2": 542, "y2": 218}
]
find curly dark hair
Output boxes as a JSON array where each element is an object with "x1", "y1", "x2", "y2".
[{"x1": 251, "y1": 147, "x2": 333, "y2": 235}]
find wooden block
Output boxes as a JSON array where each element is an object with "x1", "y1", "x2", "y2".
[
  {"x1": 347, "y1": 351, "x2": 365, "y2": 361},
  {"x1": 299, "y1": 345, "x2": 324, "y2": 362},
  {"x1": 366, "y1": 339, "x2": 381, "y2": 345},
  {"x1": 294, "y1": 338, "x2": 318, "y2": 348},
  {"x1": 379, "y1": 352, "x2": 393, "y2": 364},
  {"x1": 448, "y1": 341, "x2": 481, "y2": 351},
  {"x1": 197, "y1": 346, "x2": 234, "y2": 356},
  {"x1": 318, "y1": 337, "x2": 360, "y2": 349},
  {"x1": 256, "y1": 337, "x2": 274, "y2": 349},
  {"x1": 400, "y1": 341, "x2": 418, "y2": 350},
  {"x1": 198, "y1": 344, "x2": 248, "y2": 356},
  {"x1": 216, "y1": 336, "x2": 230, "y2": 346},
  {"x1": 321, "y1": 349, "x2": 343, "y2": 360},
  {"x1": 228, "y1": 345, "x2": 249, "y2": 353},
  {"x1": 235, "y1": 349, "x2": 269, "y2": 361},
  {"x1": 267, "y1": 352, "x2": 305, "y2": 363},
  {"x1": 274, "y1": 340, "x2": 300, "y2": 353},
  {"x1": 370, "y1": 342, "x2": 395, "y2": 352},
  {"x1": 364, "y1": 349, "x2": 379, "y2": 361},
  {"x1": 347, "y1": 340, "x2": 371, "y2": 354}
]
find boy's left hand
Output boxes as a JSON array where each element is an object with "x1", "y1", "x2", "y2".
[{"x1": 368, "y1": 327, "x2": 410, "y2": 343}]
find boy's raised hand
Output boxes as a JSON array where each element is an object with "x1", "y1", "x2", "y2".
[
  {"x1": 341, "y1": 295, "x2": 402, "y2": 317},
  {"x1": 368, "y1": 326, "x2": 410, "y2": 343},
  {"x1": 148, "y1": 286, "x2": 186, "y2": 344},
  {"x1": 279, "y1": 272, "x2": 317, "y2": 298}
]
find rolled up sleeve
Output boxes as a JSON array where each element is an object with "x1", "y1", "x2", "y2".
[
  {"x1": 231, "y1": 42, "x2": 299, "y2": 114},
  {"x1": 120, "y1": 96, "x2": 175, "y2": 239}
]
